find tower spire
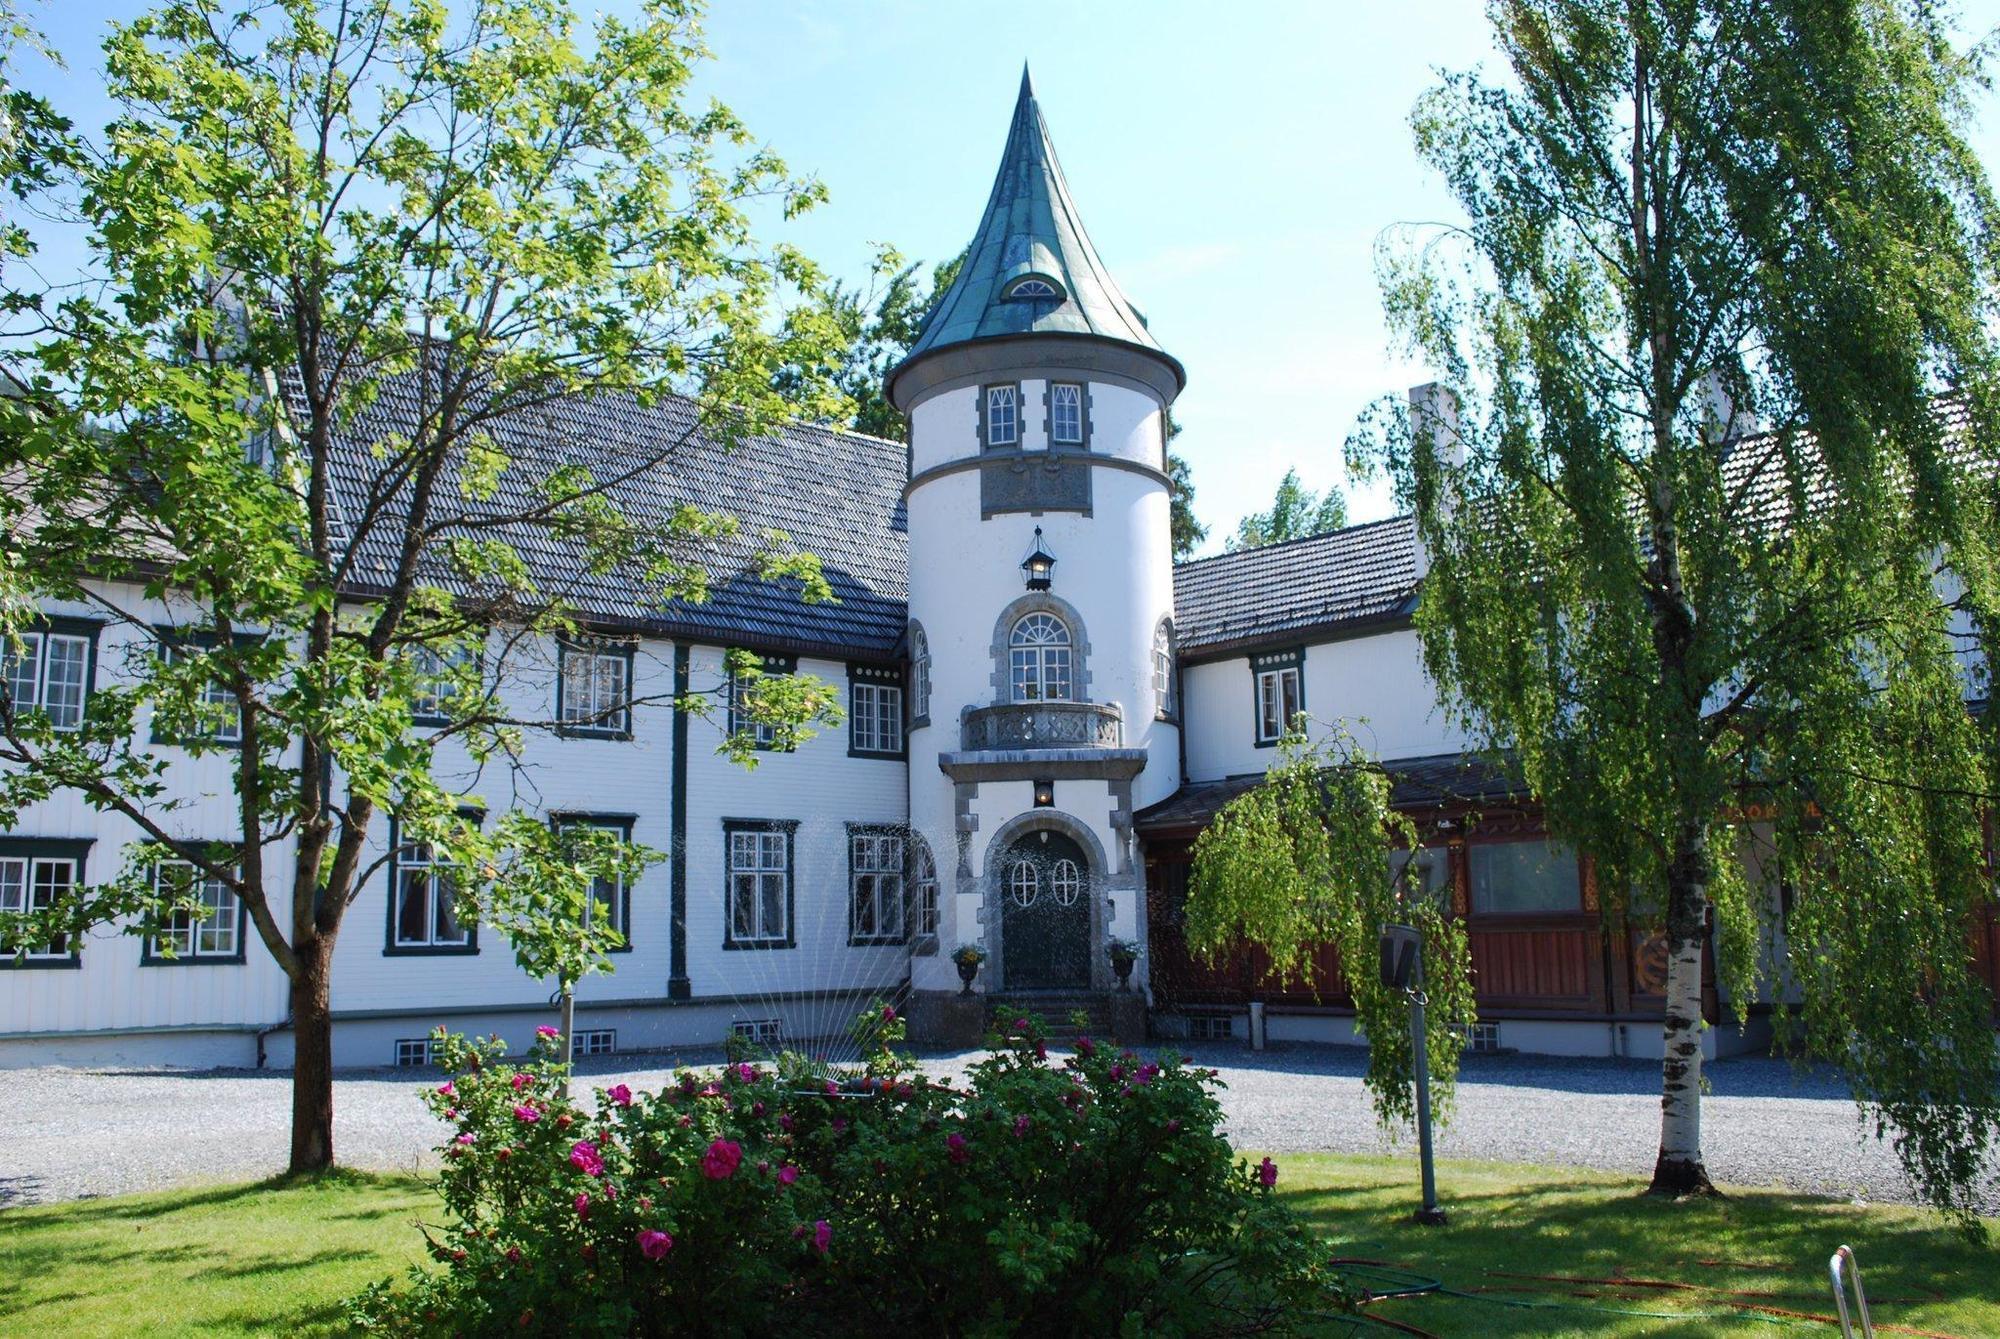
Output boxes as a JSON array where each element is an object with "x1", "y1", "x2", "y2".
[{"x1": 887, "y1": 70, "x2": 1183, "y2": 408}]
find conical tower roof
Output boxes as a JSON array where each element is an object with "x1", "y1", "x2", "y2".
[{"x1": 887, "y1": 68, "x2": 1184, "y2": 407}]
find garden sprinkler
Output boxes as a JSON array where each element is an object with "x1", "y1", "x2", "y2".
[{"x1": 1380, "y1": 923, "x2": 1447, "y2": 1226}]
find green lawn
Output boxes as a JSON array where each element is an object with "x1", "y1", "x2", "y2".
[{"x1": 0, "y1": 1157, "x2": 1993, "y2": 1336}]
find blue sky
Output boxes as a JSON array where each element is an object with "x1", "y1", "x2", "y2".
[{"x1": 14, "y1": 1, "x2": 2000, "y2": 553}]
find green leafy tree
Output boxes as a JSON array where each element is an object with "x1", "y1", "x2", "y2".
[
  {"x1": 0, "y1": 0, "x2": 847, "y2": 1173},
  {"x1": 1165, "y1": 411, "x2": 1208, "y2": 560},
  {"x1": 789, "y1": 245, "x2": 965, "y2": 441},
  {"x1": 1228, "y1": 469, "x2": 1347, "y2": 551},
  {"x1": 1352, "y1": 0, "x2": 2000, "y2": 1214},
  {"x1": 1187, "y1": 726, "x2": 1474, "y2": 1128},
  {"x1": 480, "y1": 814, "x2": 657, "y2": 1097}
]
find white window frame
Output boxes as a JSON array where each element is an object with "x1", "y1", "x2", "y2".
[
  {"x1": 909, "y1": 625, "x2": 931, "y2": 724},
  {"x1": 0, "y1": 853, "x2": 80, "y2": 961},
  {"x1": 409, "y1": 644, "x2": 475, "y2": 724},
  {"x1": 913, "y1": 840, "x2": 939, "y2": 937},
  {"x1": 559, "y1": 818, "x2": 632, "y2": 947},
  {"x1": 157, "y1": 638, "x2": 242, "y2": 744},
  {"x1": 1255, "y1": 665, "x2": 1303, "y2": 744},
  {"x1": 1007, "y1": 859, "x2": 1039, "y2": 909},
  {"x1": 726, "y1": 824, "x2": 792, "y2": 949},
  {"x1": 572, "y1": 1028, "x2": 616, "y2": 1058},
  {"x1": 1152, "y1": 622, "x2": 1175, "y2": 720},
  {"x1": 985, "y1": 384, "x2": 1019, "y2": 448},
  {"x1": 394, "y1": 1037, "x2": 436, "y2": 1067},
  {"x1": 149, "y1": 858, "x2": 240, "y2": 961},
  {"x1": 559, "y1": 641, "x2": 632, "y2": 737},
  {"x1": 1009, "y1": 612, "x2": 1074, "y2": 703},
  {"x1": 1049, "y1": 382, "x2": 1084, "y2": 446},
  {"x1": 2, "y1": 628, "x2": 91, "y2": 732},
  {"x1": 849, "y1": 829, "x2": 906, "y2": 945},
  {"x1": 850, "y1": 680, "x2": 904, "y2": 756},
  {"x1": 390, "y1": 832, "x2": 473, "y2": 952}
]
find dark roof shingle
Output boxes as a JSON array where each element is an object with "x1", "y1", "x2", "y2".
[{"x1": 1172, "y1": 516, "x2": 1420, "y2": 656}]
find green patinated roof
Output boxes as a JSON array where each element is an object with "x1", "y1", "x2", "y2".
[{"x1": 890, "y1": 67, "x2": 1181, "y2": 393}]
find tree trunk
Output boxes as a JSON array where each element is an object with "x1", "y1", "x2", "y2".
[
  {"x1": 1649, "y1": 821, "x2": 1718, "y2": 1197},
  {"x1": 288, "y1": 935, "x2": 336, "y2": 1175},
  {"x1": 557, "y1": 985, "x2": 575, "y2": 1100}
]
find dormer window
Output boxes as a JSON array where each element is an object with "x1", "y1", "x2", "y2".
[
  {"x1": 984, "y1": 385, "x2": 1019, "y2": 449},
  {"x1": 1001, "y1": 275, "x2": 1063, "y2": 301}
]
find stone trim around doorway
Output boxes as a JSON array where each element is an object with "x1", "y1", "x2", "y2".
[{"x1": 980, "y1": 809, "x2": 1115, "y2": 994}]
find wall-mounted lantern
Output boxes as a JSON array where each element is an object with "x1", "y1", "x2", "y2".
[{"x1": 1021, "y1": 527, "x2": 1056, "y2": 591}]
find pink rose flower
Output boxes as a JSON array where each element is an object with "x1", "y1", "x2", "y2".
[
  {"x1": 455, "y1": 1131, "x2": 476, "y2": 1146},
  {"x1": 778, "y1": 1164, "x2": 799, "y2": 1186},
  {"x1": 513, "y1": 1104, "x2": 541, "y2": 1123},
  {"x1": 638, "y1": 1229, "x2": 673, "y2": 1261},
  {"x1": 1258, "y1": 1157, "x2": 1278, "y2": 1188},
  {"x1": 437, "y1": 1081, "x2": 455, "y2": 1097},
  {"x1": 881, "y1": 1004, "x2": 896, "y2": 1022},
  {"x1": 606, "y1": 1083, "x2": 633, "y2": 1107},
  {"x1": 569, "y1": 1140, "x2": 605, "y2": 1178},
  {"x1": 537, "y1": 1025, "x2": 560, "y2": 1040},
  {"x1": 812, "y1": 1219, "x2": 832, "y2": 1255},
  {"x1": 1166, "y1": 1118, "x2": 1181, "y2": 1134},
  {"x1": 1012, "y1": 1114, "x2": 1031, "y2": 1137},
  {"x1": 700, "y1": 1138, "x2": 743, "y2": 1180},
  {"x1": 1076, "y1": 1037, "x2": 1095, "y2": 1056},
  {"x1": 1035, "y1": 1042, "x2": 1047, "y2": 1061},
  {"x1": 946, "y1": 1131, "x2": 970, "y2": 1165},
  {"x1": 574, "y1": 1192, "x2": 591, "y2": 1219},
  {"x1": 735, "y1": 1062, "x2": 757, "y2": 1084},
  {"x1": 505, "y1": 1246, "x2": 523, "y2": 1264},
  {"x1": 779, "y1": 1113, "x2": 794, "y2": 1133},
  {"x1": 511, "y1": 1072, "x2": 531, "y2": 1092}
]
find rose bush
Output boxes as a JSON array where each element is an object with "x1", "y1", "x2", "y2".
[{"x1": 350, "y1": 1008, "x2": 1352, "y2": 1336}]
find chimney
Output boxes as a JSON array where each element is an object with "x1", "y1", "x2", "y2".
[{"x1": 1407, "y1": 382, "x2": 1463, "y2": 584}]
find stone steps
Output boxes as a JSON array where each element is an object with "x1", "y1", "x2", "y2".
[{"x1": 988, "y1": 993, "x2": 1123, "y2": 1039}]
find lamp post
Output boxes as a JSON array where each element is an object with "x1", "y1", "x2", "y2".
[{"x1": 1380, "y1": 922, "x2": 1447, "y2": 1225}]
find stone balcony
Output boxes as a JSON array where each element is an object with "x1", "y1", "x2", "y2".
[{"x1": 961, "y1": 700, "x2": 1124, "y2": 752}]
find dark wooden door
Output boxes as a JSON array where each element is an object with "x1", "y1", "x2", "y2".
[{"x1": 1001, "y1": 832, "x2": 1091, "y2": 990}]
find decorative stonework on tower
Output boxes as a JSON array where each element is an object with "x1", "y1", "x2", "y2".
[{"x1": 893, "y1": 69, "x2": 1183, "y2": 1043}]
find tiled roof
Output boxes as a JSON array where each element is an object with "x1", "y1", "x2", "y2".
[
  {"x1": 888, "y1": 68, "x2": 1180, "y2": 397},
  {"x1": 1135, "y1": 750, "x2": 1525, "y2": 834},
  {"x1": 1171, "y1": 516, "x2": 1421, "y2": 656},
  {"x1": 306, "y1": 373, "x2": 910, "y2": 658}
]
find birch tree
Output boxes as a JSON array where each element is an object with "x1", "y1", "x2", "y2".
[
  {"x1": 1355, "y1": 0, "x2": 2000, "y2": 1215},
  {"x1": 0, "y1": 0, "x2": 846, "y2": 1174}
]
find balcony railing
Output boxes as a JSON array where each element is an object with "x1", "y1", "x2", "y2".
[{"x1": 961, "y1": 700, "x2": 1124, "y2": 751}]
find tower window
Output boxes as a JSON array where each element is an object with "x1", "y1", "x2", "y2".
[
  {"x1": 984, "y1": 385, "x2": 1019, "y2": 449},
  {"x1": 1009, "y1": 612, "x2": 1073, "y2": 703},
  {"x1": 1152, "y1": 620, "x2": 1176, "y2": 721},
  {"x1": 1049, "y1": 382, "x2": 1084, "y2": 446},
  {"x1": 1004, "y1": 277, "x2": 1061, "y2": 300}
]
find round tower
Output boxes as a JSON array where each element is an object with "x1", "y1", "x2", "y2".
[{"x1": 892, "y1": 69, "x2": 1185, "y2": 1033}]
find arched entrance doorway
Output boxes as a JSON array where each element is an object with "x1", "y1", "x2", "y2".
[{"x1": 1000, "y1": 830, "x2": 1092, "y2": 990}]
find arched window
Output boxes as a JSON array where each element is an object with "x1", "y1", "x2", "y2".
[
  {"x1": 1152, "y1": 619, "x2": 1175, "y2": 720},
  {"x1": 913, "y1": 838, "x2": 939, "y2": 936},
  {"x1": 1002, "y1": 276, "x2": 1062, "y2": 301},
  {"x1": 1009, "y1": 612, "x2": 1073, "y2": 703},
  {"x1": 1007, "y1": 860, "x2": 1039, "y2": 908},
  {"x1": 908, "y1": 622, "x2": 931, "y2": 725},
  {"x1": 1049, "y1": 857, "x2": 1083, "y2": 907}
]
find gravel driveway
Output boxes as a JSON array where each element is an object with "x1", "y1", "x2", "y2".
[{"x1": 3, "y1": 1042, "x2": 1994, "y2": 1214}]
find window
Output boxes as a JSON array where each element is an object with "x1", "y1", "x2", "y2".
[
  {"x1": 1049, "y1": 857, "x2": 1083, "y2": 907},
  {"x1": 725, "y1": 820, "x2": 795, "y2": 949},
  {"x1": 848, "y1": 667, "x2": 904, "y2": 757},
  {"x1": 1009, "y1": 612, "x2": 1073, "y2": 703},
  {"x1": 572, "y1": 1028, "x2": 616, "y2": 1058},
  {"x1": 1251, "y1": 648, "x2": 1305, "y2": 745},
  {"x1": 1004, "y1": 277, "x2": 1060, "y2": 300},
  {"x1": 156, "y1": 636, "x2": 242, "y2": 743},
  {"x1": 1049, "y1": 382, "x2": 1085, "y2": 446},
  {"x1": 1, "y1": 624, "x2": 93, "y2": 731},
  {"x1": 410, "y1": 644, "x2": 475, "y2": 724},
  {"x1": 732, "y1": 1018, "x2": 782, "y2": 1045},
  {"x1": 728, "y1": 653, "x2": 797, "y2": 752},
  {"x1": 1187, "y1": 1014, "x2": 1234, "y2": 1042},
  {"x1": 984, "y1": 384, "x2": 1019, "y2": 449},
  {"x1": 387, "y1": 819, "x2": 475, "y2": 954},
  {"x1": 147, "y1": 857, "x2": 242, "y2": 963},
  {"x1": 1467, "y1": 838, "x2": 1582, "y2": 915},
  {"x1": 1152, "y1": 621, "x2": 1176, "y2": 720},
  {"x1": 559, "y1": 817, "x2": 634, "y2": 948},
  {"x1": 0, "y1": 841, "x2": 86, "y2": 965},
  {"x1": 908, "y1": 624, "x2": 931, "y2": 726},
  {"x1": 1389, "y1": 846, "x2": 1452, "y2": 911},
  {"x1": 558, "y1": 640, "x2": 632, "y2": 737},
  {"x1": 394, "y1": 1038, "x2": 436, "y2": 1067},
  {"x1": 848, "y1": 828, "x2": 907, "y2": 945},
  {"x1": 913, "y1": 839, "x2": 939, "y2": 937},
  {"x1": 1007, "y1": 859, "x2": 1039, "y2": 908}
]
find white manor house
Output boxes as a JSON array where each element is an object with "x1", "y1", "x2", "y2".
[{"x1": 10, "y1": 76, "x2": 1992, "y2": 1071}]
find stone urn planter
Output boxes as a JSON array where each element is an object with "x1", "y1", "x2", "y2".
[
  {"x1": 951, "y1": 944, "x2": 986, "y2": 997},
  {"x1": 1107, "y1": 938, "x2": 1139, "y2": 991}
]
